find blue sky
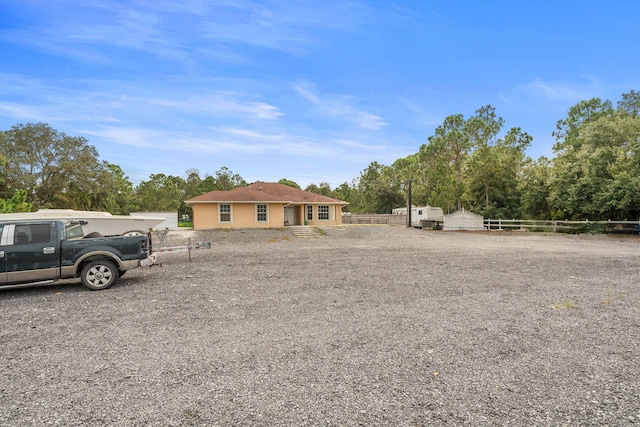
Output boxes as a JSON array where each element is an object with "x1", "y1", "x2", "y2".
[{"x1": 1, "y1": 1, "x2": 639, "y2": 189}]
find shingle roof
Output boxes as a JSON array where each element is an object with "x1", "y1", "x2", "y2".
[{"x1": 186, "y1": 182, "x2": 347, "y2": 204}]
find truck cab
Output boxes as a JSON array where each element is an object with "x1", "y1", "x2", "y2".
[
  {"x1": 0, "y1": 221, "x2": 63, "y2": 285},
  {"x1": 0, "y1": 220, "x2": 153, "y2": 290}
]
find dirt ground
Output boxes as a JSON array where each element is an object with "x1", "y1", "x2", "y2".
[{"x1": 1, "y1": 225, "x2": 639, "y2": 426}]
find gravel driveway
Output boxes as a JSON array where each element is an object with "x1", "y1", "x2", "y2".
[{"x1": 1, "y1": 225, "x2": 639, "y2": 426}]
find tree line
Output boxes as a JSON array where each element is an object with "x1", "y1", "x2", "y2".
[
  {"x1": 0, "y1": 122, "x2": 247, "y2": 217},
  {"x1": 1, "y1": 90, "x2": 639, "y2": 220},
  {"x1": 337, "y1": 90, "x2": 640, "y2": 221}
]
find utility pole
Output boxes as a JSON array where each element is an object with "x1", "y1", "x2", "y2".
[{"x1": 406, "y1": 179, "x2": 412, "y2": 228}]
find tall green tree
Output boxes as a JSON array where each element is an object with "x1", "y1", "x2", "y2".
[
  {"x1": 549, "y1": 92, "x2": 640, "y2": 220},
  {"x1": 181, "y1": 169, "x2": 224, "y2": 217},
  {"x1": 278, "y1": 178, "x2": 301, "y2": 189},
  {"x1": 616, "y1": 90, "x2": 640, "y2": 117},
  {"x1": 184, "y1": 169, "x2": 201, "y2": 196},
  {"x1": 463, "y1": 106, "x2": 505, "y2": 216},
  {"x1": 96, "y1": 163, "x2": 138, "y2": 214},
  {"x1": 215, "y1": 167, "x2": 246, "y2": 191},
  {"x1": 518, "y1": 157, "x2": 552, "y2": 219},
  {"x1": 389, "y1": 155, "x2": 427, "y2": 206},
  {"x1": 305, "y1": 182, "x2": 334, "y2": 197},
  {"x1": 333, "y1": 181, "x2": 356, "y2": 211},
  {"x1": 135, "y1": 174, "x2": 186, "y2": 212},
  {"x1": 0, "y1": 149, "x2": 9, "y2": 199},
  {"x1": 465, "y1": 125, "x2": 532, "y2": 218},
  {"x1": 197, "y1": 175, "x2": 217, "y2": 195},
  {"x1": 355, "y1": 161, "x2": 404, "y2": 213},
  {"x1": 425, "y1": 114, "x2": 470, "y2": 211},
  {"x1": 552, "y1": 98, "x2": 614, "y2": 153},
  {"x1": 0, "y1": 190, "x2": 32, "y2": 213},
  {"x1": 1, "y1": 122, "x2": 108, "y2": 209}
]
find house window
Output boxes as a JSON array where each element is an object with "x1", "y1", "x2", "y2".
[
  {"x1": 256, "y1": 204, "x2": 267, "y2": 222},
  {"x1": 219, "y1": 204, "x2": 231, "y2": 223},
  {"x1": 318, "y1": 205, "x2": 329, "y2": 220},
  {"x1": 306, "y1": 205, "x2": 313, "y2": 221}
]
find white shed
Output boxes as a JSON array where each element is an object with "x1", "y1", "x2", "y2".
[{"x1": 443, "y1": 208, "x2": 484, "y2": 231}]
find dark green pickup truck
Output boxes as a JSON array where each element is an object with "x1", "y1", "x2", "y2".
[{"x1": 0, "y1": 220, "x2": 154, "y2": 291}]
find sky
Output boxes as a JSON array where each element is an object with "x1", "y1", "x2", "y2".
[{"x1": 1, "y1": 1, "x2": 639, "y2": 189}]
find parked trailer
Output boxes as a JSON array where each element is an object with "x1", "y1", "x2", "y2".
[
  {"x1": 391, "y1": 206, "x2": 444, "y2": 229},
  {"x1": 152, "y1": 228, "x2": 213, "y2": 263}
]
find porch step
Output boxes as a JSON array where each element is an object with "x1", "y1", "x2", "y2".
[{"x1": 289, "y1": 225, "x2": 323, "y2": 238}]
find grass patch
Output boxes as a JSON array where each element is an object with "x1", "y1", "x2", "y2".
[
  {"x1": 553, "y1": 299, "x2": 577, "y2": 310},
  {"x1": 600, "y1": 290, "x2": 620, "y2": 305},
  {"x1": 268, "y1": 236, "x2": 291, "y2": 242}
]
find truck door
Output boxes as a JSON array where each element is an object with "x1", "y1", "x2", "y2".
[
  {"x1": 5, "y1": 222, "x2": 60, "y2": 284},
  {"x1": 0, "y1": 224, "x2": 7, "y2": 284}
]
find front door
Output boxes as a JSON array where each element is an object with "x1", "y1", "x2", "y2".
[
  {"x1": 284, "y1": 206, "x2": 295, "y2": 226},
  {"x1": 5, "y1": 222, "x2": 59, "y2": 284}
]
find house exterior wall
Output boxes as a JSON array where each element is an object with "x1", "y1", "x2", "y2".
[
  {"x1": 192, "y1": 204, "x2": 218, "y2": 230},
  {"x1": 301, "y1": 204, "x2": 342, "y2": 226},
  {"x1": 192, "y1": 202, "x2": 287, "y2": 229},
  {"x1": 192, "y1": 202, "x2": 343, "y2": 229}
]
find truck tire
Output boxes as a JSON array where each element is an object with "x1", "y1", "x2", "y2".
[{"x1": 81, "y1": 260, "x2": 119, "y2": 290}]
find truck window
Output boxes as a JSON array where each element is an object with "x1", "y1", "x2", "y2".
[
  {"x1": 15, "y1": 224, "x2": 52, "y2": 245},
  {"x1": 65, "y1": 222, "x2": 85, "y2": 240}
]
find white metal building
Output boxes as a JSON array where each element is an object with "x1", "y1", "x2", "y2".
[
  {"x1": 131, "y1": 212, "x2": 179, "y2": 230},
  {"x1": 443, "y1": 208, "x2": 484, "y2": 231}
]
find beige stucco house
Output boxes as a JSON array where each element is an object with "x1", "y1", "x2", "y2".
[{"x1": 185, "y1": 182, "x2": 349, "y2": 230}]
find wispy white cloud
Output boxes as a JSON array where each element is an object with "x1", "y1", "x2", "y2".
[
  {"x1": 213, "y1": 127, "x2": 284, "y2": 141},
  {"x1": 199, "y1": 1, "x2": 368, "y2": 54},
  {"x1": 0, "y1": 73, "x2": 284, "y2": 125},
  {"x1": 507, "y1": 77, "x2": 604, "y2": 103},
  {"x1": 0, "y1": 0, "x2": 366, "y2": 67},
  {"x1": 356, "y1": 112, "x2": 387, "y2": 130},
  {"x1": 147, "y1": 93, "x2": 284, "y2": 120},
  {"x1": 294, "y1": 84, "x2": 387, "y2": 130},
  {"x1": 84, "y1": 124, "x2": 344, "y2": 160},
  {"x1": 294, "y1": 86, "x2": 320, "y2": 103},
  {"x1": 0, "y1": 103, "x2": 44, "y2": 121}
]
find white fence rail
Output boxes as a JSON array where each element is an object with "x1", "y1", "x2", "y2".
[
  {"x1": 343, "y1": 214, "x2": 640, "y2": 233},
  {"x1": 484, "y1": 219, "x2": 640, "y2": 233},
  {"x1": 342, "y1": 214, "x2": 399, "y2": 225}
]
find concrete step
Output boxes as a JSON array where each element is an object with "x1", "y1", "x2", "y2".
[{"x1": 289, "y1": 226, "x2": 323, "y2": 238}]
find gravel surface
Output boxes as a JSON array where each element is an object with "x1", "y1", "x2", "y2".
[{"x1": 1, "y1": 225, "x2": 639, "y2": 426}]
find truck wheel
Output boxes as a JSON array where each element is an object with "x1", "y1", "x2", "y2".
[{"x1": 81, "y1": 260, "x2": 119, "y2": 290}]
